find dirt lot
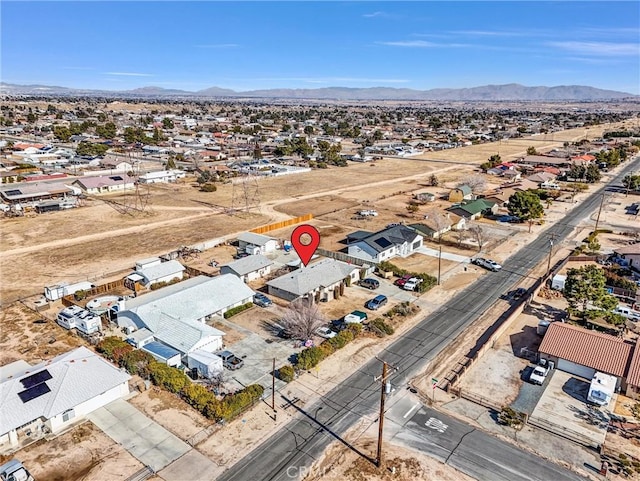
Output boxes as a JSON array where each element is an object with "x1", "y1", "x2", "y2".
[
  {"x1": 0, "y1": 302, "x2": 87, "y2": 366},
  {"x1": 128, "y1": 387, "x2": 214, "y2": 441},
  {"x1": 0, "y1": 422, "x2": 143, "y2": 481},
  {"x1": 303, "y1": 435, "x2": 474, "y2": 481}
]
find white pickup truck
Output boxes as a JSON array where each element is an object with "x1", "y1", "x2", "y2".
[{"x1": 529, "y1": 359, "x2": 553, "y2": 385}]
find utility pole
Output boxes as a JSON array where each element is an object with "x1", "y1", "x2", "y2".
[
  {"x1": 546, "y1": 233, "x2": 558, "y2": 277},
  {"x1": 272, "y1": 358, "x2": 276, "y2": 411},
  {"x1": 374, "y1": 359, "x2": 397, "y2": 468},
  {"x1": 437, "y1": 241, "x2": 442, "y2": 286},
  {"x1": 594, "y1": 193, "x2": 606, "y2": 232}
]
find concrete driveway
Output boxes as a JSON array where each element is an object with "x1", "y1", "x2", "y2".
[
  {"x1": 529, "y1": 370, "x2": 610, "y2": 448},
  {"x1": 88, "y1": 399, "x2": 191, "y2": 472}
]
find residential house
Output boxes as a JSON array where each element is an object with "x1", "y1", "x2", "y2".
[
  {"x1": 0, "y1": 180, "x2": 74, "y2": 205},
  {"x1": 347, "y1": 225, "x2": 424, "y2": 263},
  {"x1": 517, "y1": 155, "x2": 572, "y2": 169},
  {"x1": 267, "y1": 258, "x2": 360, "y2": 302},
  {"x1": 0, "y1": 346, "x2": 130, "y2": 448},
  {"x1": 527, "y1": 172, "x2": 557, "y2": 185},
  {"x1": 237, "y1": 232, "x2": 279, "y2": 255},
  {"x1": 117, "y1": 275, "x2": 254, "y2": 355},
  {"x1": 613, "y1": 245, "x2": 640, "y2": 271},
  {"x1": 447, "y1": 199, "x2": 498, "y2": 220},
  {"x1": 199, "y1": 150, "x2": 227, "y2": 161},
  {"x1": 138, "y1": 169, "x2": 186, "y2": 184},
  {"x1": 125, "y1": 259, "x2": 185, "y2": 289},
  {"x1": 409, "y1": 212, "x2": 465, "y2": 239},
  {"x1": 448, "y1": 185, "x2": 474, "y2": 203},
  {"x1": 100, "y1": 158, "x2": 133, "y2": 172},
  {"x1": 72, "y1": 174, "x2": 137, "y2": 194},
  {"x1": 220, "y1": 254, "x2": 274, "y2": 282},
  {"x1": 539, "y1": 322, "x2": 635, "y2": 393}
]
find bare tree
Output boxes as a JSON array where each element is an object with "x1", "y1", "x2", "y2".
[
  {"x1": 424, "y1": 209, "x2": 450, "y2": 240},
  {"x1": 454, "y1": 226, "x2": 468, "y2": 247},
  {"x1": 458, "y1": 175, "x2": 487, "y2": 193},
  {"x1": 428, "y1": 173, "x2": 440, "y2": 187},
  {"x1": 280, "y1": 299, "x2": 326, "y2": 340},
  {"x1": 468, "y1": 222, "x2": 486, "y2": 252}
]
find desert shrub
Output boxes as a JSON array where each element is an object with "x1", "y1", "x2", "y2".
[
  {"x1": 278, "y1": 365, "x2": 295, "y2": 383},
  {"x1": 318, "y1": 341, "x2": 336, "y2": 358},
  {"x1": 223, "y1": 302, "x2": 253, "y2": 319},
  {"x1": 296, "y1": 346, "x2": 325, "y2": 370},
  {"x1": 219, "y1": 384, "x2": 264, "y2": 421},
  {"x1": 121, "y1": 349, "x2": 154, "y2": 376},
  {"x1": 182, "y1": 383, "x2": 215, "y2": 411},
  {"x1": 149, "y1": 363, "x2": 188, "y2": 393},
  {"x1": 498, "y1": 406, "x2": 524, "y2": 428},
  {"x1": 369, "y1": 318, "x2": 395, "y2": 337},
  {"x1": 200, "y1": 183, "x2": 217, "y2": 192},
  {"x1": 96, "y1": 336, "x2": 132, "y2": 361}
]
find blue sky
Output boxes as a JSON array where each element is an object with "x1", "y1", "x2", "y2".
[{"x1": 2, "y1": 1, "x2": 639, "y2": 94}]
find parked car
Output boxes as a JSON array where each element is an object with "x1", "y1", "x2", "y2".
[
  {"x1": 394, "y1": 274, "x2": 413, "y2": 287},
  {"x1": 529, "y1": 359, "x2": 553, "y2": 385},
  {"x1": 359, "y1": 209, "x2": 378, "y2": 217},
  {"x1": 472, "y1": 257, "x2": 502, "y2": 272},
  {"x1": 331, "y1": 319, "x2": 347, "y2": 331},
  {"x1": 234, "y1": 251, "x2": 250, "y2": 260},
  {"x1": 0, "y1": 460, "x2": 34, "y2": 481},
  {"x1": 365, "y1": 295, "x2": 388, "y2": 311},
  {"x1": 315, "y1": 326, "x2": 338, "y2": 339},
  {"x1": 403, "y1": 278, "x2": 422, "y2": 291},
  {"x1": 253, "y1": 292, "x2": 272, "y2": 307},
  {"x1": 359, "y1": 278, "x2": 380, "y2": 290}
]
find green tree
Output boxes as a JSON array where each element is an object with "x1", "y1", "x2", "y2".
[
  {"x1": 526, "y1": 146, "x2": 538, "y2": 155},
  {"x1": 27, "y1": 112, "x2": 37, "y2": 123},
  {"x1": 564, "y1": 265, "x2": 618, "y2": 320},
  {"x1": 54, "y1": 126, "x2": 71, "y2": 142},
  {"x1": 508, "y1": 191, "x2": 544, "y2": 223},
  {"x1": 166, "y1": 157, "x2": 177, "y2": 170},
  {"x1": 481, "y1": 154, "x2": 501, "y2": 171},
  {"x1": 585, "y1": 164, "x2": 601, "y2": 183},
  {"x1": 303, "y1": 125, "x2": 314, "y2": 135},
  {"x1": 162, "y1": 117, "x2": 174, "y2": 129},
  {"x1": 622, "y1": 174, "x2": 640, "y2": 191},
  {"x1": 96, "y1": 122, "x2": 117, "y2": 139}
]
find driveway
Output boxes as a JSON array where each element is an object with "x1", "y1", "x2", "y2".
[
  {"x1": 88, "y1": 399, "x2": 191, "y2": 472},
  {"x1": 529, "y1": 370, "x2": 610, "y2": 448},
  {"x1": 415, "y1": 245, "x2": 470, "y2": 263},
  {"x1": 511, "y1": 367, "x2": 555, "y2": 415}
]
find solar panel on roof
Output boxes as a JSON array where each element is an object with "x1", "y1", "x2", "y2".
[
  {"x1": 374, "y1": 237, "x2": 392, "y2": 248},
  {"x1": 4, "y1": 189, "x2": 22, "y2": 196},
  {"x1": 20, "y1": 369, "x2": 52, "y2": 389},
  {"x1": 110, "y1": 176, "x2": 123, "y2": 181},
  {"x1": 18, "y1": 383, "x2": 51, "y2": 403}
]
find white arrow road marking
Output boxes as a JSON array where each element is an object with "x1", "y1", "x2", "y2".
[{"x1": 425, "y1": 417, "x2": 448, "y2": 433}]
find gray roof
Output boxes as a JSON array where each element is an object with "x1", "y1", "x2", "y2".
[
  {"x1": 237, "y1": 232, "x2": 276, "y2": 246},
  {"x1": 0, "y1": 347, "x2": 131, "y2": 435},
  {"x1": 354, "y1": 225, "x2": 422, "y2": 254},
  {"x1": 221, "y1": 254, "x2": 273, "y2": 276},
  {"x1": 267, "y1": 258, "x2": 358, "y2": 297},
  {"x1": 120, "y1": 275, "x2": 254, "y2": 353},
  {"x1": 136, "y1": 260, "x2": 185, "y2": 283},
  {"x1": 455, "y1": 185, "x2": 473, "y2": 196}
]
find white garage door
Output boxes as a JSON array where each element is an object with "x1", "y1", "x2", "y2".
[{"x1": 557, "y1": 359, "x2": 595, "y2": 379}]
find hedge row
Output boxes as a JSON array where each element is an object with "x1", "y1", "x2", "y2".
[
  {"x1": 369, "y1": 318, "x2": 395, "y2": 337},
  {"x1": 223, "y1": 302, "x2": 253, "y2": 319},
  {"x1": 96, "y1": 337, "x2": 264, "y2": 422},
  {"x1": 295, "y1": 324, "x2": 362, "y2": 371},
  {"x1": 377, "y1": 261, "x2": 437, "y2": 293}
]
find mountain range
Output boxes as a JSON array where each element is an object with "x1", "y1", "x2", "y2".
[{"x1": 0, "y1": 82, "x2": 635, "y2": 101}]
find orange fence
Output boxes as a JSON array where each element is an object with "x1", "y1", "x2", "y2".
[{"x1": 250, "y1": 214, "x2": 313, "y2": 234}]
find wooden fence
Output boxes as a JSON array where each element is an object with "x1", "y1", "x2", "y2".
[
  {"x1": 316, "y1": 248, "x2": 377, "y2": 267},
  {"x1": 250, "y1": 214, "x2": 313, "y2": 234},
  {"x1": 61, "y1": 279, "x2": 125, "y2": 307}
]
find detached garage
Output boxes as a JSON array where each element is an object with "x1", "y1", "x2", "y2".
[{"x1": 538, "y1": 322, "x2": 633, "y2": 389}]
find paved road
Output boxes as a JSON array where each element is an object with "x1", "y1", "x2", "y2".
[
  {"x1": 219, "y1": 157, "x2": 640, "y2": 481},
  {"x1": 386, "y1": 393, "x2": 586, "y2": 481}
]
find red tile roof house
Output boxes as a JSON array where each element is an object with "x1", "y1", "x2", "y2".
[{"x1": 538, "y1": 322, "x2": 640, "y2": 398}]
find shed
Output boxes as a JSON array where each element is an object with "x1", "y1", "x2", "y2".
[
  {"x1": 44, "y1": 281, "x2": 94, "y2": 301},
  {"x1": 448, "y1": 185, "x2": 473, "y2": 203},
  {"x1": 141, "y1": 341, "x2": 182, "y2": 367},
  {"x1": 186, "y1": 350, "x2": 224, "y2": 379}
]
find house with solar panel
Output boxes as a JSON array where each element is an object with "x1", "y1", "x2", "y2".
[
  {"x1": 0, "y1": 346, "x2": 130, "y2": 449},
  {"x1": 117, "y1": 275, "x2": 255, "y2": 359},
  {"x1": 71, "y1": 174, "x2": 137, "y2": 195},
  {"x1": 346, "y1": 225, "x2": 424, "y2": 263}
]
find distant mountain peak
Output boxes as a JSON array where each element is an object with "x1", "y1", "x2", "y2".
[{"x1": 0, "y1": 82, "x2": 635, "y2": 101}]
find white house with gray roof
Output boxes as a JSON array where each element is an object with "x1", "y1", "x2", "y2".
[
  {"x1": 347, "y1": 225, "x2": 423, "y2": 263},
  {"x1": 126, "y1": 259, "x2": 185, "y2": 288},
  {"x1": 237, "y1": 232, "x2": 279, "y2": 255},
  {"x1": 220, "y1": 254, "x2": 273, "y2": 282},
  {"x1": 117, "y1": 275, "x2": 254, "y2": 355},
  {"x1": 0, "y1": 346, "x2": 130, "y2": 448},
  {"x1": 267, "y1": 258, "x2": 360, "y2": 302}
]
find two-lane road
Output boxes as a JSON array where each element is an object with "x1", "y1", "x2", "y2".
[{"x1": 220, "y1": 156, "x2": 640, "y2": 481}]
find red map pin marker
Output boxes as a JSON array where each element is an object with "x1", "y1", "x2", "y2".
[{"x1": 291, "y1": 224, "x2": 320, "y2": 267}]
